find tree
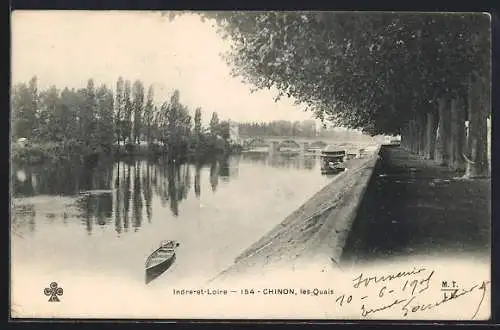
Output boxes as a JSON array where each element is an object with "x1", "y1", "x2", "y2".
[
  {"x1": 157, "y1": 90, "x2": 191, "y2": 158},
  {"x1": 122, "y1": 80, "x2": 133, "y2": 143},
  {"x1": 143, "y1": 85, "x2": 155, "y2": 146},
  {"x1": 209, "y1": 112, "x2": 220, "y2": 137},
  {"x1": 219, "y1": 120, "x2": 230, "y2": 142},
  {"x1": 179, "y1": 104, "x2": 192, "y2": 153},
  {"x1": 82, "y1": 79, "x2": 98, "y2": 149},
  {"x1": 59, "y1": 87, "x2": 81, "y2": 143},
  {"x1": 132, "y1": 80, "x2": 145, "y2": 144},
  {"x1": 28, "y1": 76, "x2": 39, "y2": 130},
  {"x1": 115, "y1": 77, "x2": 125, "y2": 145},
  {"x1": 96, "y1": 85, "x2": 115, "y2": 150},
  {"x1": 174, "y1": 11, "x2": 490, "y2": 178},
  {"x1": 292, "y1": 121, "x2": 301, "y2": 137},
  {"x1": 152, "y1": 105, "x2": 162, "y2": 144},
  {"x1": 11, "y1": 83, "x2": 36, "y2": 139},
  {"x1": 194, "y1": 107, "x2": 203, "y2": 148},
  {"x1": 11, "y1": 76, "x2": 40, "y2": 140},
  {"x1": 37, "y1": 86, "x2": 60, "y2": 141}
]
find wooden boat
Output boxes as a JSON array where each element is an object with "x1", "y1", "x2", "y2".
[
  {"x1": 145, "y1": 240, "x2": 179, "y2": 282},
  {"x1": 320, "y1": 147, "x2": 346, "y2": 174}
]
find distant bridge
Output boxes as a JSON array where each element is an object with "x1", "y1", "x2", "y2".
[{"x1": 242, "y1": 137, "x2": 329, "y2": 154}]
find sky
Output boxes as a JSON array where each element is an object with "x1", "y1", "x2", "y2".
[{"x1": 11, "y1": 11, "x2": 318, "y2": 125}]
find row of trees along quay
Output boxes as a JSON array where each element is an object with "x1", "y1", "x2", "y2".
[
  {"x1": 168, "y1": 11, "x2": 491, "y2": 178},
  {"x1": 238, "y1": 120, "x2": 318, "y2": 138},
  {"x1": 11, "y1": 76, "x2": 233, "y2": 164}
]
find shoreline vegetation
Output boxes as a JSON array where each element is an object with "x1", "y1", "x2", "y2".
[
  {"x1": 11, "y1": 140, "x2": 243, "y2": 166},
  {"x1": 11, "y1": 76, "x2": 243, "y2": 166},
  {"x1": 11, "y1": 76, "x2": 380, "y2": 167},
  {"x1": 11, "y1": 76, "x2": 373, "y2": 167}
]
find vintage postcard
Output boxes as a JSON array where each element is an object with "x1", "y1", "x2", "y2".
[{"x1": 10, "y1": 11, "x2": 491, "y2": 320}]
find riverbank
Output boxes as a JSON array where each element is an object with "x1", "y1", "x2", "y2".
[
  {"x1": 209, "y1": 145, "x2": 380, "y2": 285},
  {"x1": 11, "y1": 141, "x2": 242, "y2": 165},
  {"x1": 11, "y1": 141, "x2": 90, "y2": 164}
]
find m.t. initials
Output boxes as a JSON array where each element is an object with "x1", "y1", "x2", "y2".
[{"x1": 441, "y1": 280, "x2": 458, "y2": 299}]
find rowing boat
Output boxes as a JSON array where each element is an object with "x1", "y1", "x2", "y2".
[{"x1": 145, "y1": 240, "x2": 179, "y2": 278}]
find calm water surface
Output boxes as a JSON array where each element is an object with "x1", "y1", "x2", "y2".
[{"x1": 11, "y1": 152, "x2": 334, "y2": 287}]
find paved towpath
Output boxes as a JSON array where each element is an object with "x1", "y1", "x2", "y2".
[{"x1": 341, "y1": 145, "x2": 491, "y2": 264}]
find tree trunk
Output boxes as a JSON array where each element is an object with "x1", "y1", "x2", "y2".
[
  {"x1": 405, "y1": 125, "x2": 410, "y2": 151},
  {"x1": 425, "y1": 110, "x2": 438, "y2": 160},
  {"x1": 421, "y1": 115, "x2": 427, "y2": 157},
  {"x1": 411, "y1": 119, "x2": 418, "y2": 154},
  {"x1": 407, "y1": 120, "x2": 414, "y2": 153},
  {"x1": 407, "y1": 121, "x2": 412, "y2": 152},
  {"x1": 417, "y1": 113, "x2": 426, "y2": 157},
  {"x1": 464, "y1": 72, "x2": 490, "y2": 178},
  {"x1": 400, "y1": 127, "x2": 405, "y2": 149},
  {"x1": 413, "y1": 119, "x2": 420, "y2": 155},
  {"x1": 435, "y1": 95, "x2": 451, "y2": 166},
  {"x1": 450, "y1": 96, "x2": 466, "y2": 172},
  {"x1": 401, "y1": 125, "x2": 408, "y2": 150},
  {"x1": 407, "y1": 120, "x2": 413, "y2": 153},
  {"x1": 405, "y1": 125, "x2": 411, "y2": 151}
]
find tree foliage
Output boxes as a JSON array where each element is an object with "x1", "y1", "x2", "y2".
[
  {"x1": 122, "y1": 80, "x2": 133, "y2": 143},
  {"x1": 209, "y1": 111, "x2": 220, "y2": 137},
  {"x1": 132, "y1": 80, "x2": 145, "y2": 144},
  {"x1": 143, "y1": 85, "x2": 155, "y2": 144},
  {"x1": 173, "y1": 11, "x2": 490, "y2": 136},
  {"x1": 12, "y1": 76, "x2": 231, "y2": 160}
]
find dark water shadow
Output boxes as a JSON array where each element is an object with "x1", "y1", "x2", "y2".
[{"x1": 12, "y1": 152, "x2": 320, "y2": 236}]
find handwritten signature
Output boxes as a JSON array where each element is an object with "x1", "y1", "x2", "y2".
[
  {"x1": 401, "y1": 280, "x2": 490, "y2": 319},
  {"x1": 350, "y1": 267, "x2": 490, "y2": 319}
]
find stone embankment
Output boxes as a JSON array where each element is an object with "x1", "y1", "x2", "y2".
[{"x1": 210, "y1": 145, "x2": 381, "y2": 285}]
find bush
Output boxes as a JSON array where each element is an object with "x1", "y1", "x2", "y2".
[
  {"x1": 11, "y1": 140, "x2": 102, "y2": 165},
  {"x1": 124, "y1": 143, "x2": 136, "y2": 154},
  {"x1": 150, "y1": 143, "x2": 162, "y2": 154},
  {"x1": 11, "y1": 142, "x2": 49, "y2": 164}
]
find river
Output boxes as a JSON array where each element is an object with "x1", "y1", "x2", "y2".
[
  {"x1": 10, "y1": 147, "x2": 490, "y2": 320},
  {"x1": 11, "y1": 152, "x2": 336, "y2": 292}
]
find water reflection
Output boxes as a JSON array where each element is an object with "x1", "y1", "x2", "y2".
[
  {"x1": 194, "y1": 163, "x2": 201, "y2": 198},
  {"x1": 153, "y1": 162, "x2": 191, "y2": 216},
  {"x1": 133, "y1": 162, "x2": 143, "y2": 230},
  {"x1": 209, "y1": 161, "x2": 219, "y2": 192},
  {"x1": 11, "y1": 204, "x2": 36, "y2": 236},
  {"x1": 240, "y1": 152, "x2": 317, "y2": 170},
  {"x1": 12, "y1": 153, "x2": 318, "y2": 236},
  {"x1": 78, "y1": 192, "x2": 113, "y2": 235}
]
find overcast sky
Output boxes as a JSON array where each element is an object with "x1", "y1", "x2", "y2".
[{"x1": 12, "y1": 11, "x2": 318, "y2": 124}]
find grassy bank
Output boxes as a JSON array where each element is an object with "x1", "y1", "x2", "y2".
[{"x1": 11, "y1": 141, "x2": 243, "y2": 165}]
